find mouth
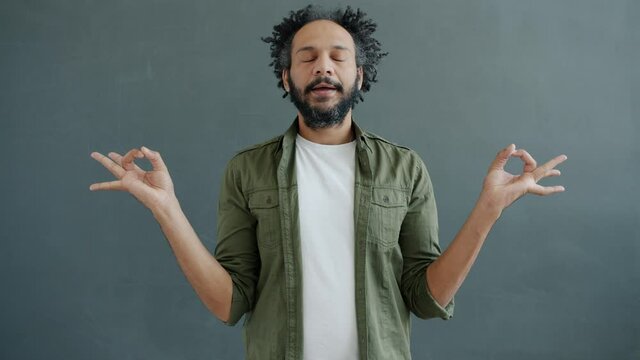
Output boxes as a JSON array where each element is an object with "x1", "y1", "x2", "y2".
[{"x1": 309, "y1": 82, "x2": 338, "y2": 97}]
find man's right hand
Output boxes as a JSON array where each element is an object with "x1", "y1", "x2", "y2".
[
  {"x1": 90, "y1": 146, "x2": 234, "y2": 322},
  {"x1": 89, "y1": 146, "x2": 176, "y2": 212}
]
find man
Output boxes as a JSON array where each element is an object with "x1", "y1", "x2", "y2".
[{"x1": 89, "y1": 5, "x2": 567, "y2": 359}]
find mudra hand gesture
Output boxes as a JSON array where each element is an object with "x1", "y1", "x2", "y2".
[
  {"x1": 480, "y1": 144, "x2": 567, "y2": 213},
  {"x1": 89, "y1": 146, "x2": 175, "y2": 211}
]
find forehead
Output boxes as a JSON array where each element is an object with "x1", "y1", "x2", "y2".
[{"x1": 291, "y1": 19, "x2": 355, "y2": 51}]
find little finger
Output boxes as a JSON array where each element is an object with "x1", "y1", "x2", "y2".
[
  {"x1": 529, "y1": 184, "x2": 566, "y2": 196},
  {"x1": 89, "y1": 180, "x2": 124, "y2": 191}
]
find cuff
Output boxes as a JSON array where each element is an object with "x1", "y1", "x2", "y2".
[
  {"x1": 414, "y1": 274, "x2": 455, "y2": 320},
  {"x1": 221, "y1": 283, "x2": 248, "y2": 326}
]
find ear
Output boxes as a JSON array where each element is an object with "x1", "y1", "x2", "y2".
[
  {"x1": 357, "y1": 67, "x2": 364, "y2": 90},
  {"x1": 282, "y1": 69, "x2": 290, "y2": 92}
]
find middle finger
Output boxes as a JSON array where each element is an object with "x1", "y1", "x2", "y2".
[
  {"x1": 90, "y1": 152, "x2": 125, "y2": 178},
  {"x1": 534, "y1": 154, "x2": 568, "y2": 182}
]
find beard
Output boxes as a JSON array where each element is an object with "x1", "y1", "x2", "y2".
[{"x1": 287, "y1": 73, "x2": 360, "y2": 129}]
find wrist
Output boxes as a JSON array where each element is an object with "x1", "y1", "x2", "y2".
[
  {"x1": 475, "y1": 192, "x2": 503, "y2": 221},
  {"x1": 151, "y1": 194, "x2": 183, "y2": 222}
]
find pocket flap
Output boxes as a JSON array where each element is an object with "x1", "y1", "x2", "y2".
[
  {"x1": 371, "y1": 187, "x2": 407, "y2": 207},
  {"x1": 248, "y1": 189, "x2": 279, "y2": 209}
]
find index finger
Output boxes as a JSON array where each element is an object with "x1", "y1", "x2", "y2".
[
  {"x1": 511, "y1": 149, "x2": 537, "y2": 173},
  {"x1": 488, "y1": 144, "x2": 516, "y2": 172},
  {"x1": 121, "y1": 148, "x2": 144, "y2": 171},
  {"x1": 140, "y1": 146, "x2": 168, "y2": 172}
]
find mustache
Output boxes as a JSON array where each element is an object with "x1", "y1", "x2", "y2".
[{"x1": 304, "y1": 77, "x2": 344, "y2": 94}]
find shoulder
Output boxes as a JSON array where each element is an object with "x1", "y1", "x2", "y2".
[
  {"x1": 359, "y1": 129, "x2": 433, "y2": 190},
  {"x1": 235, "y1": 135, "x2": 282, "y2": 157},
  {"x1": 222, "y1": 134, "x2": 283, "y2": 191},
  {"x1": 361, "y1": 130, "x2": 426, "y2": 167},
  {"x1": 227, "y1": 135, "x2": 282, "y2": 168},
  {"x1": 362, "y1": 130, "x2": 412, "y2": 151}
]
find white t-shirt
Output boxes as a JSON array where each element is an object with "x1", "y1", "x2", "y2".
[{"x1": 295, "y1": 133, "x2": 359, "y2": 360}]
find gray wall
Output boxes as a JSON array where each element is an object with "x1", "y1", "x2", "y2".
[{"x1": 1, "y1": 0, "x2": 638, "y2": 359}]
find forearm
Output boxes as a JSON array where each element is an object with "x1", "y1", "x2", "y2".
[
  {"x1": 151, "y1": 197, "x2": 232, "y2": 322},
  {"x1": 425, "y1": 195, "x2": 502, "y2": 307}
]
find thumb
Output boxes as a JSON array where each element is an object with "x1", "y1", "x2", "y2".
[
  {"x1": 488, "y1": 144, "x2": 516, "y2": 172},
  {"x1": 140, "y1": 146, "x2": 168, "y2": 172}
]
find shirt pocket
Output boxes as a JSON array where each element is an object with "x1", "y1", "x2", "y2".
[
  {"x1": 368, "y1": 187, "x2": 408, "y2": 249},
  {"x1": 248, "y1": 189, "x2": 281, "y2": 251}
]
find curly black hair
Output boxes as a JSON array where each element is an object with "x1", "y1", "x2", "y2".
[{"x1": 261, "y1": 5, "x2": 388, "y2": 103}]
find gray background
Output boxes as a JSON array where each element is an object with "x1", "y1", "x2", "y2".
[{"x1": 1, "y1": 0, "x2": 638, "y2": 359}]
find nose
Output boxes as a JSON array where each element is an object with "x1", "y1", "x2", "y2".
[{"x1": 313, "y1": 54, "x2": 334, "y2": 76}]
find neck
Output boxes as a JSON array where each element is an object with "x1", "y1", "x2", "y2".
[{"x1": 296, "y1": 110, "x2": 354, "y2": 145}]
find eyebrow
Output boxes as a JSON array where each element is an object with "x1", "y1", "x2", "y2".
[{"x1": 295, "y1": 45, "x2": 352, "y2": 54}]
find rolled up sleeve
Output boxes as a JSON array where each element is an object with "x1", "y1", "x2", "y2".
[
  {"x1": 399, "y1": 152, "x2": 454, "y2": 320},
  {"x1": 214, "y1": 157, "x2": 260, "y2": 326}
]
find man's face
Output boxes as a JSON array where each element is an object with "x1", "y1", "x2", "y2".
[{"x1": 283, "y1": 20, "x2": 364, "y2": 129}]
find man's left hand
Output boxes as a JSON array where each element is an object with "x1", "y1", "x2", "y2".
[{"x1": 479, "y1": 144, "x2": 567, "y2": 213}]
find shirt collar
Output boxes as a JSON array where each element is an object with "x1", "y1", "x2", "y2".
[{"x1": 278, "y1": 116, "x2": 372, "y2": 155}]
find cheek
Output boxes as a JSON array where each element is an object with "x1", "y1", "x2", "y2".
[{"x1": 288, "y1": 71, "x2": 308, "y2": 90}]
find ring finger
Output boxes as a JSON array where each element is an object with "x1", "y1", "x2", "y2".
[
  {"x1": 90, "y1": 152, "x2": 125, "y2": 178},
  {"x1": 534, "y1": 155, "x2": 568, "y2": 182}
]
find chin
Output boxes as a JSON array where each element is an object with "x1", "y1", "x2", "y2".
[{"x1": 308, "y1": 96, "x2": 340, "y2": 106}]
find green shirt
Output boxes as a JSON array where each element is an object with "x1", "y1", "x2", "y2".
[{"x1": 215, "y1": 119, "x2": 454, "y2": 360}]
